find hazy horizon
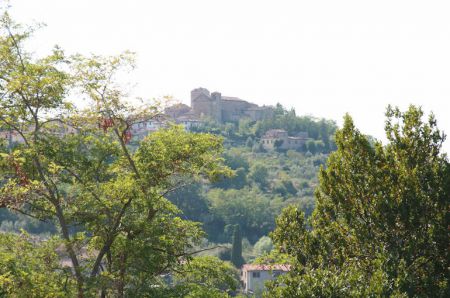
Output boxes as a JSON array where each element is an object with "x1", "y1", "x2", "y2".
[{"x1": 9, "y1": 0, "x2": 450, "y2": 152}]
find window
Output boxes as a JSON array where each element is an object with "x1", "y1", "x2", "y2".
[{"x1": 252, "y1": 272, "x2": 260, "y2": 278}]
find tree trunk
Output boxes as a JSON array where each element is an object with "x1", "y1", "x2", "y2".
[{"x1": 55, "y1": 204, "x2": 84, "y2": 298}]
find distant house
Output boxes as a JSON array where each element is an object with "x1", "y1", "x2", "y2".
[
  {"x1": 130, "y1": 117, "x2": 167, "y2": 138},
  {"x1": 241, "y1": 264, "x2": 291, "y2": 294},
  {"x1": 173, "y1": 116, "x2": 203, "y2": 131},
  {"x1": 261, "y1": 129, "x2": 308, "y2": 151}
]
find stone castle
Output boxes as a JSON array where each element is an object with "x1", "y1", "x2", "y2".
[{"x1": 165, "y1": 88, "x2": 274, "y2": 123}]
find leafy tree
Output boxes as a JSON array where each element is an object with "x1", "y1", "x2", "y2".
[
  {"x1": 245, "y1": 136, "x2": 254, "y2": 148},
  {"x1": 239, "y1": 118, "x2": 254, "y2": 137},
  {"x1": 248, "y1": 163, "x2": 269, "y2": 189},
  {"x1": 165, "y1": 182, "x2": 210, "y2": 222},
  {"x1": 207, "y1": 188, "x2": 275, "y2": 242},
  {"x1": 171, "y1": 256, "x2": 240, "y2": 298},
  {"x1": 253, "y1": 236, "x2": 273, "y2": 256},
  {"x1": 314, "y1": 140, "x2": 325, "y2": 153},
  {"x1": 0, "y1": 232, "x2": 75, "y2": 297},
  {"x1": 306, "y1": 139, "x2": 317, "y2": 154},
  {"x1": 268, "y1": 106, "x2": 450, "y2": 297},
  {"x1": 223, "y1": 149, "x2": 250, "y2": 171},
  {"x1": 0, "y1": 11, "x2": 230, "y2": 297},
  {"x1": 214, "y1": 167, "x2": 247, "y2": 190},
  {"x1": 213, "y1": 150, "x2": 249, "y2": 189},
  {"x1": 253, "y1": 249, "x2": 294, "y2": 265},
  {"x1": 252, "y1": 142, "x2": 265, "y2": 153},
  {"x1": 230, "y1": 225, "x2": 244, "y2": 268}
]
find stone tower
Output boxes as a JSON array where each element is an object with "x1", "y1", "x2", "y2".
[
  {"x1": 210, "y1": 91, "x2": 222, "y2": 123},
  {"x1": 191, "y1": 87, "x2": 211, "y2": 119}
]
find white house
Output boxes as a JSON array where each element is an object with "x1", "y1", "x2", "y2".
[
  {"x1": 261, "y1": 129, "x2": 308, "y2": 151},
  {"x1": 241, "y1": 264, "x2": 291, "y2": 295}
]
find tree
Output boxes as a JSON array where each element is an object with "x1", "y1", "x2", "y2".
[
  {"x1": 207, "y1": 188, "x2": 274, "y2": 242},
  {"x1": 248, "y1": 163, "x2": 269, "y2": 189},
  {"x1": 267, "y1": 106, "x2": 450, "y2": 297},
  {"x1": 306, "y1": 139, "x2": 316, "y2": 154},
  {"x1": 0, "y1": 232, "x2": 76, "y2": 297},
  {"x1": 169, "y1": 256, "x2": 240, "y2": 298},
  {"x1": 253, "y1": 236, "x2": 273, "y2": 256},
  {"x1": 245, "y1": 136, "x2": 254, "y2": 148},
  {"x1": 166, "y1": 182, "x2": 209, "y2": 222},
  {"x1": 0, "y1": 11, "x2": 230, "y2": 297},
  {"x1": 230, "y1": 225, "x2": 244, "y2": 268}
]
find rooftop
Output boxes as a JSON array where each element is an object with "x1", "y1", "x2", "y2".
[
  {"x1": 242, "y1": 264, "x2": 291, "y2": 272},
  {"x1": 221, "y1": 96, "x2": 246, "y2": 102}
]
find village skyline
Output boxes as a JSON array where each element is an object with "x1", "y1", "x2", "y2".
[{"x1": 9, "y1": 0, "x2": 450, "y2": 152}]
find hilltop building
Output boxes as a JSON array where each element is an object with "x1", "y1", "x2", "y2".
[{"x1": 165, "y1": 88, "x2": 274, "y2": 123}]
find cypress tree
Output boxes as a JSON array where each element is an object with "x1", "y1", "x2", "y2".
[{"x1": 230, "y1": 224, "x2": 244, "y2": 268}]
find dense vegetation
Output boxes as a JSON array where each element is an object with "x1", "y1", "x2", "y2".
[
  {"x1": 267, "y1": 107, "x2": 450, "y2": 297},
  {"x1": 1, "y1": 92, "x2": 338, "y2": 260},
  {"x1": 166, "y1": 106, "x2": 337, "y2": 249},
  {"x1": 0, "y1": 11, "x2": 235, "y2": 297},
  {"x1": 1, "y1": 7, "x2": 448, "y2": 297}
]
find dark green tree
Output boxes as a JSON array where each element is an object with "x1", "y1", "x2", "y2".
[
  {"x1": 230, "y1": 225, "x2": 244, "y2": 268},
  {"x1": 248, "y1": 163, "x2": 269, "y2": 189},
  {"x1": 306, "y1": 139, "x2": 317, "y2": 154},
  {"x1": 267, "y1": 106, "x2": 450, "y2": 297},
  {"x1": 245, "y1": 136, "x2": 254, "y2": 148}
]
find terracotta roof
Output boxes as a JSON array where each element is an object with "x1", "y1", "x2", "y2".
[{"x1": 242, "y1": 264, "x2": 291, "y2": 272}]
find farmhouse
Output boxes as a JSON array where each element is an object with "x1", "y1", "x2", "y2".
[
  {"x1": 241, "y1": 264, "x2": 291, "y2": 294},
  {"x1": 261, "y1": 129, "x2": 308, "y2": 151}
]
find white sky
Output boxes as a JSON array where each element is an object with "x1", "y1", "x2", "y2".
[{"x1": 9, "y1": 0, "x2": 450, "y2": 152}]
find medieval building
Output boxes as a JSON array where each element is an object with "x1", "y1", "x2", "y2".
[
  {"x1": 165, "y1": 88, "x2": 274, "y2": 123},
  {"x1": 190, "y1": 87, "x2": 274, "y2": 122}
]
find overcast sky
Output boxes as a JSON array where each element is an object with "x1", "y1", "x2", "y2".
[{"x1": 9, "y1": 0, "x2": 450, "y2": 152}]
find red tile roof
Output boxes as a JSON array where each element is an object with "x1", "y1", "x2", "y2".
[{"x1": 242, "y1": 264, "x2": 291, "y2": 272}]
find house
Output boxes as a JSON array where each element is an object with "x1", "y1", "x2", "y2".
[
  {"x1": 130, "y1": 117, "x2": 167, "y2": 138},
  {"x1": 241, "y1": 264, "x2": 291, "y2": 295},
  {"x1": 261, "y1": 129, "x2": 308, "y2": 151}
]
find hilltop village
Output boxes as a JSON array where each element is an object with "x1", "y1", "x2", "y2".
[
  {"x1": 0, "y1": 87, "x2": 308, "y2": 151},
  {"x1": 131, "y1": 87, "x2": 308, "y2": 150}
]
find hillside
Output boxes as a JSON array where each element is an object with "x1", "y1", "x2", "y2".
[
  {"x1": 0, "y1": 103, "x2": 337, "y2": 263},
  {"x1": 166, "y1": 104, "x2": 338, "y2": 261}
]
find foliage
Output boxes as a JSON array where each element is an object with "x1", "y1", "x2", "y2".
[
  {"x1": 253, "y1": 249, "x2": 294, "y2": 266},
  {"x1": 248, "y1": 163, "x2": 269, "y2": 189},
  {"x1": 207, "y1": 188, "x2": 275, "y2": 242},
  {"x1": 253, "y1": 236, "x2": 273, "y2": 256},
  {"x1": 268, "y1": 106, "x2": 450, "y2": 297},
  {"x1": 0, "y1": 7, "x2": 345, "y2": 297},
  {"x1": 0, "y1": 11, "x2": 230, "y2": 297},
  {"x1": 0, "y1": 232, "x2": 75, "y2": 297},
  {"x1": 172, "y1": 256, "x2": 240, "y2": 297},
  {"x1": 230, "y1": 225, "x2": 244, "y2": 268}
]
